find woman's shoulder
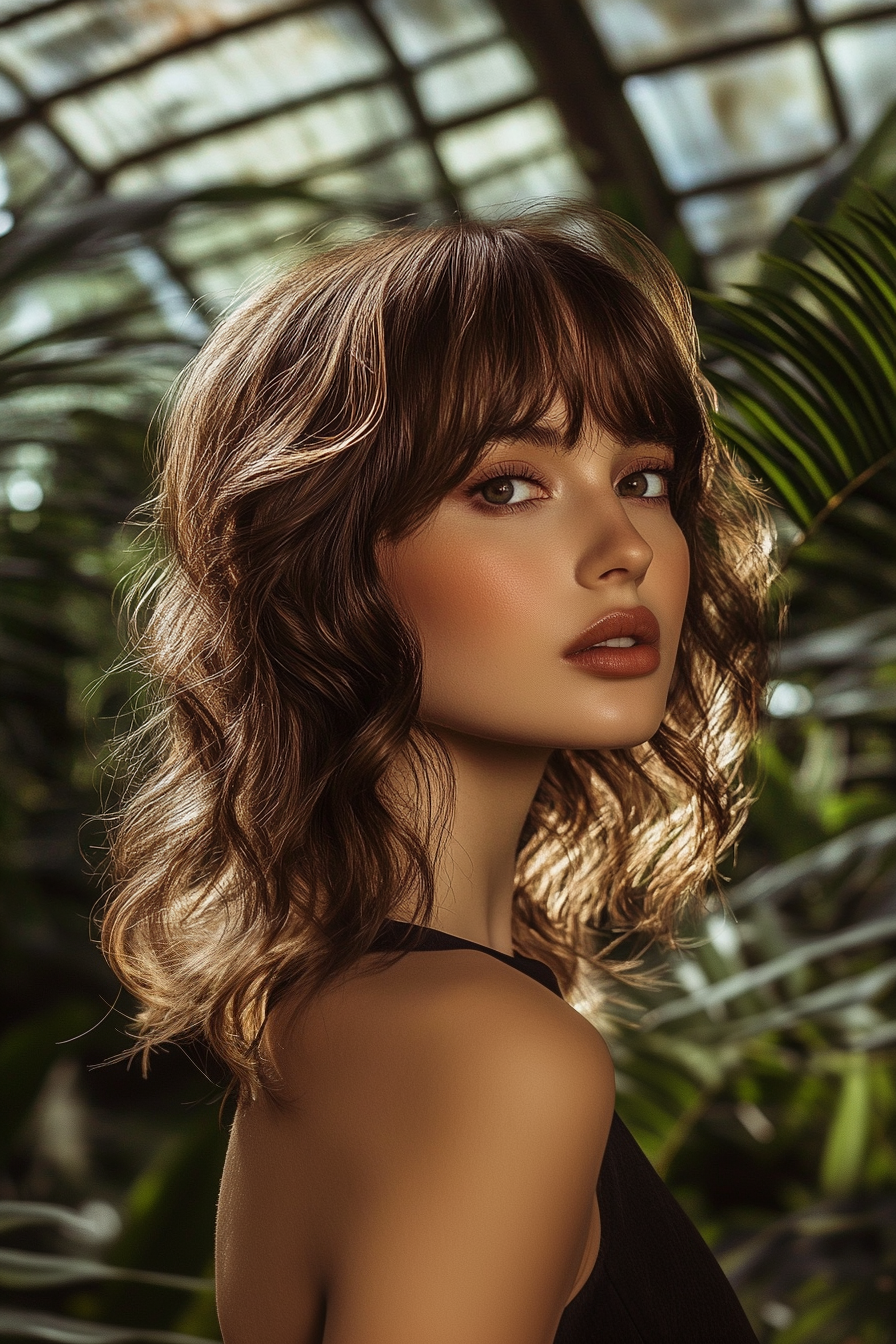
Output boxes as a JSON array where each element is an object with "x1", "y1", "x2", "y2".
[
  {"x1": 268, "y1": 944, "x2": 613, "y2": 1107},
  {"x1": 280, "y1": 951, "x2": 609, "y2": 1064},
  {"x1": 223, "y1": 950, "x2": 615, "y2": 1343}
]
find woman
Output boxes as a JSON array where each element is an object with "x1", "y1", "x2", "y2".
[{"x1": 103, "y1": 214, "x2": 771, "y2": 1342}]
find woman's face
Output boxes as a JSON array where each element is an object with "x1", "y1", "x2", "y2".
[{"x1": 378, "y1": 415, "x2": 691, "y2": 751}]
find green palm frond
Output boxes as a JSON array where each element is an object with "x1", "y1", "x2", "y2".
[
  {"x1": 640, "y1": 912, "x2": 896, "y2": 1031},
  {"x1": 0, "y1": 1246, "x2": 212, "y2": 1293},
  {"x1": 0, "y1": 1305, "x2": 215, "y2": 1342},
  {"x1": 697, "y1": 189, "x2": 896, "y2": 541}
]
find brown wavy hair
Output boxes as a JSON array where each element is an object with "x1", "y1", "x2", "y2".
[{"x1": 102, "y1": 212, "x2": 773, "y2": 1093}]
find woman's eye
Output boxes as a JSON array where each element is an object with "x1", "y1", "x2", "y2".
[
  {"x1": 477, "y1": 475, "x2": 542, "y2": 507},
  {"x1": 616, "y1": 469, "x2": 667, "y2": 499}
]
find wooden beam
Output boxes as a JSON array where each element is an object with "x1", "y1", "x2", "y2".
[{"x1": 492, "y1": 0, "x2": 679, "y2": 246}]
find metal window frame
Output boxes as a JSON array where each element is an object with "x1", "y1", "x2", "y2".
[{"x1": 0, "y1": 0, "x2": 893, "y2": 277}]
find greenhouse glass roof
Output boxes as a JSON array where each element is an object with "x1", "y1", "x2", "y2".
[{"x1": 1, "y1": 0, "x2": 894, "y2": 308}]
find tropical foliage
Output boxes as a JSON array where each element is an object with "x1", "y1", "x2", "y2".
[
  {"x1": 698, "y1": 191, "x2": 896, "y2": 542},
  {"x1": 607, "y1": 185, "x2": 896, "y2": 1342},
  {"x1": 0, "y1": 187, "x2": 223, "y2": 1341},
  {"x1": 2, "y1": 123, "x2": 896, "y2": 1344},
  {"x1": 0, "y1": 170, "x2": 404, "y2": 1340}
]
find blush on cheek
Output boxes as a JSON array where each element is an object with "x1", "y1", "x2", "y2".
[
  {"x1": 385, "y1": 530, "x2": 534, "y2": 645},
  {"x1": 651, "y1": 518, "x2": 689, "y2": 622},
  {"x1": 672, "y1": 532, "x2": 690, "y2": 634},
  {"x1": 443, "y1": 553, "x2": 533, "y2": 636}
]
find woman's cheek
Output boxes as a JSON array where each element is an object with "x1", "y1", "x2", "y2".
[
  {"x1": 421, "y1": 562, "x2": 514, "y2": 667},
  {"x1": 669, "y1": 525, "x2": 691, "y2": 627},
  {"x1": 414, "y1": 530, "x2": 539, "y2": 639},
  {"x1": 643, "y1": 513, "x2": 688, "y2": 607}
]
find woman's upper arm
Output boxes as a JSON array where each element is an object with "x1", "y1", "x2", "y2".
[{"x1": 323, "y1": 978, "x2": 615, "y2": 1344}]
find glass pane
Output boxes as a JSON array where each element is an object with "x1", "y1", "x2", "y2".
[
  {"x1": 706, "y1": 246, "x2": 764, "y2": 292},
  {"x1": 437, "y1": 99, "x2": 567, "y2": 182},
  {"x1": 305, "y1": 139, "x2": 442, "y2": 202},
  {"x1": 48, "y1": 7, "x2": 390, "y2": 171},
  {"x1": 0, "y1": 0, "x2": 303, "y2": 98},
  {"x1": 165, "y1": 199, "x2": 321, "y2": 268},
  {"x1": 369, "y1": 0, "x2": 503, "y2": 66},
  {"x1": 583, "y1": 0, "x2": 796, "y2": 71},
  {"x1": 0, "y1": 150, "x2": 10, "y2": 236},
  {"x1": 0, "y1": 1, "x2": 49, "y2": 18},
  {"x1": 0, "y1": 122, "x2": 82, "y2": 209},
  {"x1": 110, "y1": 86, "x2": 414, "y2": 194},
  {"x1": 679, "y1": 170, "x2": 816, "y2": 254},
  {"x1": 187, "y1": 215, "x2": 382, "y2": 317},
  {"x1": 461, "y1": 148, "x2": 591, "y2": 215},
  {"x1": 414, "y1": 40, "x2": 536, "y2": 122},
  {"x1": 823, "y1": 19, "x2": 896, "y2": 140},
  {"x1": 166, "y1": 199, "x2": 329, "y2": 312},
  {"x1": 809, "y1": 0, "x2": 896, "y2": 17},
  {"x1": 0, "y1": 70, "x2": 25, "y2": 116},
  {"x1": 625, "y1": 40, "x2": 836, "y2": 192}
]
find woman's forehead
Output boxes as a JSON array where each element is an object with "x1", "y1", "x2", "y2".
[{"x1": 480, "y1": 407, "x2": 677, "y2": 461}]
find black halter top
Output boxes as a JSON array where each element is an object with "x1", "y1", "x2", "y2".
[{"x1": 371, "y1": 921, "x2": 758, "y2": 1344}]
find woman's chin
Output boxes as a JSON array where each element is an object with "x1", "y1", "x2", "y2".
[{"x1": 560, "y1": 715, "x2": 667, "y2": 753}]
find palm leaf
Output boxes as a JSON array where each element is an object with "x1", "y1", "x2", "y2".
[
  {"x1": 697, "y1": 189, "x2": 896, "y2": 544},
  {"x1": 0, "y1": 1248, "x2": 212, "y2": 1293},
  {"x1": 0, "y1": 1202, "x2": 116, "y2": 1242},
  {"x1": 709, "y1": 961, "x2": 896, "y2": 1043},
  {"x1": 725, "y1": 810, "x2": 896, "y2": 911},
  {"x1": 641, "y1": 911, "x2": 896, "y2": 1029},
  {"x1": 758, "y1": 99, "x2": 896, "y2": 279},
  {"x1": 0, "y1": 1306, "x2": 215, "y2": 1343}
]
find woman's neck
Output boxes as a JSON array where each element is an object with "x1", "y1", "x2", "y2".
[{"x1": 396, "y1": 727, "x2": 551, "y2": 955}]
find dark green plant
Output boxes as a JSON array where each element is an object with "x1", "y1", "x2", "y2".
[
  {"x1": 604, "y1": 186, "x2": 896, "y2": 1342},
  {"x1": 0, "y1": 1197, "x2": 215, "y2": 1342},
  {"x1": 3, "y1": 138, "x2": 896, "y2": 1344},
  {"x1": 0, "y1": 176, "x2": 424, "y2": 1340},
  {"x1": 696, "y1": 191, "x2": 896, "y2": 543}
]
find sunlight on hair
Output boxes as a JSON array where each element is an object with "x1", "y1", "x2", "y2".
[{"x1": 101, "y1": 214, "x2": 774, "y2": 1092}]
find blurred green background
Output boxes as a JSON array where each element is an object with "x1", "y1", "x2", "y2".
[{"x1": 1, "y1": 2, "x2": 896, "y2": 1341}]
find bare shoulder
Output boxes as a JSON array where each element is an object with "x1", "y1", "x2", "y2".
[
  {"x1": 400, "y1": 948, "x2": 615, "y2": 1103},
  {"x1": 270, "y1": 945, "x2": 614, "y2": 1119},
  {"x1": 218, "y1": 951, "x2": 615, "y2": 1344}
]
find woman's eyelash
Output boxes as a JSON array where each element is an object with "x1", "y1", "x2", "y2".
[
  {"x1": 616, "y1": 459, "x2": 676, "y2": 500},
  {"x1": 464, "y1": 458, "x2": 675, "y2": 510},
  {"x1": 464, "y1": 464, "x2": 549, "y2": 507},
  {"x1": 620, "y1": 458, "x2": 675, "y2": 480}
]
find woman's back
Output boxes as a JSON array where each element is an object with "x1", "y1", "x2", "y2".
[
  {"x1": 216, "y1": 924, "x2": 757, "y2": 1343},
  {"x1": 216, "y1": 927, "x2": 614, "y2": 1344}
]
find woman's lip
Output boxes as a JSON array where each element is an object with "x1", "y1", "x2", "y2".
[
  {"x1": 563, "y1": 606, "x2": 661, "y2": 658},
  {"x1": 564, "y1": 643, "x2": 661, "y2": 678}
]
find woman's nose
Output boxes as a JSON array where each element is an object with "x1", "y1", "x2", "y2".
[{"x1": 574, "y1": 500, "x2": 654, "y2": 589}]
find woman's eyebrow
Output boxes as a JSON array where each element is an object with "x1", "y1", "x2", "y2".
[
  {"x1": 492, "y1": 425, "x2": 677, "y2": 460},
  {"x1": 494, "y1": 424, "x2": 570, "y2": 450}
]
